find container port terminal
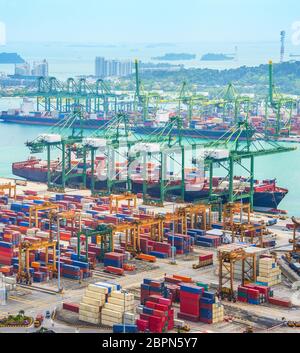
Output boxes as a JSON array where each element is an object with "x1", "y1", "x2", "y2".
[
  {"x1": 0, "y1": 84, "x2": 300, "y2": 334},
  {"x1": 0, "y1": 177, "x2": 299, "y2": 334},
  {"x1": 1, "y1": 37, "x2": 300, "y2": 329},
  {"x1": 1, "y1": 47, "x2": 300, "y2": 334},
  {"x1": 2, "y1": 0, "x2": 300, "y2": 341}
]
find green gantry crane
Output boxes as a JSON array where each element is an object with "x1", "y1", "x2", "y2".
[
  {"x1": 203, "y1": 121, "x2": 296, "y2": 210},
  {"x1": 26, "y1": 104, "x2": 86, "y2": 191},
  {"x1": 77, "y1": 225, "x2": 114, "y2": 262},
  {"x1": 0, "y1": 76, "x2": 134, "y2": 115},
  {"x1": 265, "y1": 61, "x2": 297, "y2": 138}
]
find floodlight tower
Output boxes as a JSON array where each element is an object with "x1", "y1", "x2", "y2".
[{"x1": 280, "y1": 30, "x2": 286, "y2": 63}]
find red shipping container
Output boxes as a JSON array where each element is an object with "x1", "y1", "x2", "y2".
[
  {"x1": 180, "y1": 292, "x2": 202, "y2": 300},
  {"x1": 168, "y1": 320, "x2": 175, "y2": 331},
  {"x1": 180, "y1": 302, "x2": 200, "y2": 316},
  {"x1": 164, "y1": 276, "x2": 182, "y2": 285},
  {"x1": 268, "y1": 297, "x2": 291, "y2": 308},
  {"x1": 149, "y1": 280, "x2": 163, "y2": 288},
  {"x1": 247, "y1": 289, "x2": 260, "y2": 298},
  {"x1": 155, "y1": 303, "x2": 169, "y2": 311},
  {"x1": 104, "y1": 266, "x2": 124, "y2": 276},
  {"x1": 145, "y1": 301, "x2": 156, "y2": 309},
  {"x1": 147, "y1": 295, "x2": 162, "y2": 303},
  {"x1": 63, "y1": 302, "x2": 79, "y2": 313},
  {"x1": 137, "y1": 319, "x2": 149, "y2": 331},
  {"x1": 140, "y1": 313, "x2": 151, "y2": 321},
  {"x1": 238, "y1": 297, "x2": 248, "y2": 303},
  {"x1": 200, "y1": 318, "x2": 213, "y2": 324},
  {"x1": 178, "y1": 312, "x2": 199, "y2": 322},
  {"x1": 152, "y1": 310, "x2": 165, "y2": 318}
]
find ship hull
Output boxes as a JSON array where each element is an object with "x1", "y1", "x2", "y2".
[
  {"x1": 2, "y1": 114, "x2": 251, "y2": 140},
  {"x1": 12, "y1": 166, "x2": 287, "y2": 210}
]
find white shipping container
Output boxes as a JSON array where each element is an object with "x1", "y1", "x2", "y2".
[
  {"x1": 83, "y1": 138, "x2": 107, "y2": 148},
  {"x1": 38, "y1": 134, "x2": 62, "y2": 143}
]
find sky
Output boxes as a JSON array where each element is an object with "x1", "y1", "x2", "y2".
[{"x1": 0, "y1": 0, "x2": 300, "y2": 43}]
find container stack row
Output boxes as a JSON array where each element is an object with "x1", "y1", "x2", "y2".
[
  {"x1": 137, "y1": 295, "x2": 174, "y2": 333},
  {"x1": 178, "y1": 283, "x2": 224, "y2": 324},
  {"x1": 257, "y1": 257, "x2": 282, "y2": 287},
  {"x1": 102, "y1": 291, "x2": 135, "y2": 327},
  {"x1": 167, "y1": 233, "x2": 192, "y2": 254},
  {"x1": 79, "y1": 283, "x2": 107, "y2": 324},
  {"x1": 238, "y1": 282, "x2": 271, "y2": 305}
]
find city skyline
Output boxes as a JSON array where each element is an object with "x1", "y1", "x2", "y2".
[
  {"x1": 0, "y1": 0, "x2": 300, "y2": 44},
  {"x1": 95, "y1": 57, "x2": 133, "y2": 78}
]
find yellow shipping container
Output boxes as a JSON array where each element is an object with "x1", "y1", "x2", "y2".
[
  {"x1": 111, "y1": 291, "x2": 135, "y2": 301},
  {"x1": 101, "y1": 308, "x2": 123, "y2": 319},
  {"x1": 79, "y1": 303, "x2": 101, "y2": 314},
  {"x1": 82, "y1": 296, "x2": 104, "y2": 307},
  {"x1": 104, "y1": 302, "x2": 134, "y2": 313},
  {"x1": 79, "y1": 315, "x2": 100, "y2": 325},
  {"x1": 101, "y1": 315, "x2": 122, "y2": 325},
  {"x1": 88, "y1": 284, "x2": 109, "y2": 295},
  {"x1": 109, "y1": 297, "x2": 135, "y2": 307},
  {"x1": 85, "y1": 290, "x2": 106, "y2": 301},
  {"x1": 79, "y1": 309, "x2": 101, "y2": 320}
]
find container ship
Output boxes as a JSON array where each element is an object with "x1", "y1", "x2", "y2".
[
  {"x1": 12, "y1": 157, "x2": 288, "y2": 212},
  {"x1": 0, "y1": 100, "x2": 252, "y2": 141}
]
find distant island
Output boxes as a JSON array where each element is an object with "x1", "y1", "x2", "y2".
[
  {"x1": 146, "y1": 43, "x2": 176, "y2": 49},
  {"x1": 129, "y1": 61, "x2": 300, "y2": 96},
  {"x1": 67, "y1": 44, "x2": 116, "y2": 48},
  {"x1": 201, "y1": 53, "x2": 235, "y2": 61},
  {"x1": 152, "y1": 53, "x2": 196, "y2": 61},
  {"x1": 0, "y1": 53, "x2": 25, "y2": 64}
]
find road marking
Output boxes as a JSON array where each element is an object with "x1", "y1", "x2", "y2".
[{"x1": 9, "y1": 296, "x2": 31, "y2": 303}]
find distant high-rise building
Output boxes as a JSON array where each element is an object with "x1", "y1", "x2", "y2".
[
  {"x1": 15, "y1": 62, "x2": 31, "y2": 76},
  {"x1": 95, "y1": 57, "x2": 106, "y2": 78},
  {"x1": 32, "y1": 59, "x2": 49, "y2": 77},
  {"x1": 95, "y1": 57, "x2": 133, "y2": 78}
]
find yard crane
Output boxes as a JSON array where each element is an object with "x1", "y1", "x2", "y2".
[
  {"x1": 218, "y1": 246, "x2": 257, "y2": 301},
  {"x1": 0, "y1": 183, "x2": 17, "y2": 199},
  {"x1": 17, "y1": 240, "x2": 57, "y2": 285},
  {"x1": 223, "y1": 203, "x2": 266, "y2": 246},
  {"x1": 28, "y1": 202, "x2": 59, "y2": 228}
]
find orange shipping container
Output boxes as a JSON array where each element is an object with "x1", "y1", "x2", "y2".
[
  {"x1": 31, "y1": 262, "x2": 41, "y2": 269},
  {"x1": 173, "y1": 275, "x2": 193, "y2": 283},
  {"x1": 136, "y1": 254, "x2": 157, "y2": 263}
]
